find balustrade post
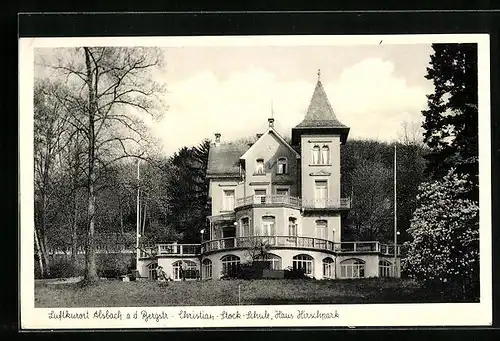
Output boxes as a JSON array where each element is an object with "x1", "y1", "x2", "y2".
[
  {"x1": 312, "y1": 238, "x2": 315, "y2": 248},
  {"x1": 353, "y1": 242, "x2": 357, "y2": 252},
  {"x1": 157, "y1": 244, "x2": 161, "y2": 255},
  {"x1": 295, "y1": 236, "x2": 298, "y2": 247},
  {"x1": 234, "y1": 237, "x2": 238, "y2": 248}
]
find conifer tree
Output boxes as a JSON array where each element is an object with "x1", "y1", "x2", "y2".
[{"x1": 422, "y1": 43, "x2": 478, "y2": 200}]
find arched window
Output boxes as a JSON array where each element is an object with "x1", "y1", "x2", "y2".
[
  {"x1": 316, "y1": 220, "x2": 328, "y2": 239},
  {"x1": 379, "y1": 260, "x2": 392, "y2": 278},
  {"x1": 312, "y1": 145, "x2": 320, "y2": 164},
  {"x1": 277, "y1": 157, "x2": 287, "y2": 174},
  {"x1": 241, "y1": 217, "x2": 250, "y2": 237},
  {"x1": 261, "y1": 216, "x2": 276, "y2": 236},
  {"x1": 321, "y1": 145, "x2": 330, "y2": 164},
  {"x1": 288, "y1": 217, "x2": 298, "y2": 236},
  {"x1": 293, "y1": 254, "x2": 314, "y2": 275},
  {"x1": 323, "y1": 257, "x2": 334, "y2": 279},
  {"x1": 340, "y1": 258, "x2": 365, "y2": 279},
  {"x1": 147, "y1": 262, "x2": 158, "y2": 280},
  {"x1": 221, "y1": 255, "x2": 240, "y2": 278},
  {"x1": 172, "y1": 260, "x2": 198, "y2": 280},
  {"x1": 256, "y1": 253, "x2": 282, "y2": 270},
  {"x1": 202, "y1": 259, "x2": 212, "y2": 279}
]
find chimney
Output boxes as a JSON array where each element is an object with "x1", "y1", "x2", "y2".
[
  {"x1": 268, "y1": 117, "x2": 275, "y2": 128},
  {"x1": 214, "y1": 133, "x2": 221, "y2": 146}
]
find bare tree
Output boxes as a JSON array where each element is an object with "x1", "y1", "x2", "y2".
[
  {"x1": 39, "y1": 47, "x2": 166, "y2": 284},
  {"x1": 398, "y1": 120, "x2": 425, "y2": 147},
  {"x1": 34, "y1": 79, "x2": 72, "y2": 277}
]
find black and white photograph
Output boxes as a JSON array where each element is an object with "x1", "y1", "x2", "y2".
[{"x1": 19, "y1": 34, "x2": 492, "y2": 328}]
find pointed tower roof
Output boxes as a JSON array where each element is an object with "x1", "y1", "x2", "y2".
[{"x1": 292, "y1": 71, "x2": 350, "y2": 145}]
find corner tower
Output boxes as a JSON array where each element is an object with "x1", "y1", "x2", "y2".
[{"x1": 292, "y1": 71, "x2": 350, "y2": 243}]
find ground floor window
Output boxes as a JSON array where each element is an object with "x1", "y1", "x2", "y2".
[
  {"x1": 293, "y1": 254, "x2": 313, "y2": 275},
  {"x1": 379, "y1": 260, "x2": 392, "y2": 277},
  {"x1": 323, "y1": 257, "x2": 334, "y2": 278},
  {"x1": 147, "y1": 262, "x2": 158, "y2": 280},
  {"x1": 221, "y1": 255, "x2": 240, "y2": 278},
  {"x1": 340, "y1": 258, "x2": 365, "y2": 278},
  {"x1": 256, "y1": 253, "x2": 282, "y2": 270},
  {"x1": 172, "y1": 260, "x2": 198, "y2": 280},
  {"x1": 202, "y1": 259, "x2": 212, "y2": 279}
]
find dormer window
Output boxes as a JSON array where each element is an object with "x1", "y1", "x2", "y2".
[
  {"x1": 256, "y1": 159, "x2": 265, "y2": 174},
  {"x1": 312, "y1": 145, "x2": 320, "y2": 164},
  {"x1": 321, "y1": 145, "x2": 330, "y2": 164},
  {"x1": 277, "y1": 157, "x2": 287, "y2": 174}
]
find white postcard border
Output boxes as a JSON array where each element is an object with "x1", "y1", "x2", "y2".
[{"x1": 19, "y1": 33, "x2": 492, "y2": 329}]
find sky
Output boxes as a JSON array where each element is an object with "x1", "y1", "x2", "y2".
[
  {"x1": 34, "y1": 42, "x2": 435, "y2": 156},
  {"x1": 151, "y1": 44, "x2": 434, "y2": 155}
]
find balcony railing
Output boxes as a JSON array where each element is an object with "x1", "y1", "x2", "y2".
[
  {"x1": 236, "y1": 195, "x2": 301, "y2": 208},
  {"x1": 235, "y1": 195, "x2": 350, "y2": 210},
  {"x1": 200, "y1": 236, "x2": 400, "y2": 255},
  {"x1": 301, "y1": 198, "x2": 351, "y2": 210}
]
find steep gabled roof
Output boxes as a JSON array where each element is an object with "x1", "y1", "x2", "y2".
[
  {"x1": 240, "y1": 127, "x2": 300, "y2": 160},
  {"x1": 295, "y1": 79, "x2": 348, "y2": 129}
]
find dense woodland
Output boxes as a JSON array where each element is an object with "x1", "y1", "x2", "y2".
[{"x1": 34, "y1": 44, "x2": 478, "y2": 298}]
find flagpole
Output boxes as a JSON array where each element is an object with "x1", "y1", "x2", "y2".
[
  {"x1": 136, "y1": 158, "x2": 141, "y2": 273},
  {"x1": 393, "y1": 144, "x2": 398, "y2": 277}
]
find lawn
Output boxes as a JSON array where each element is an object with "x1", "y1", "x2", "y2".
[{"x1": 34, "y1": 277, "x2": 461, "y2": 307}]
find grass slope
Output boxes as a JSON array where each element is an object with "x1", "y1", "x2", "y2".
[{"x1": 35, "y1": 278, "x2": 456, "y2": 307}]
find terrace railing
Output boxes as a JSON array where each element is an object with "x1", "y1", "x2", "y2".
[
  {"x1": 200, "y1": 236, "x2": 400, "y2": 255},
  {"x1": 138, "y1": 244, "x2": 201, "y2": 258},
  {"x1": 138, "y1": 238, "x2": 401, "y2": 258}
]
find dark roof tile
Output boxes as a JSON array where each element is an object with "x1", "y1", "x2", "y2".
[
  {"x1": 207, "y1": 142, "x2": 250, "y2": 176},
  {"x1": 295, "y1": 79, "x2": 348, "y2": 129}
]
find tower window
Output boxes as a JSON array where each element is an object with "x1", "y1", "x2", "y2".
[
  {"x1": 277, "y1": 157, "x2": 287, "y2": 174},
  {"x1": 312, "y1": 145, "x2": 320, "y2": 164},
  {"x1": 321, "y1": 145, "x2": 330, "y2": 164}
]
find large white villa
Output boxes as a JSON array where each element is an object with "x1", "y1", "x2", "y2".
[{"x1": 137, "y1": 74, "x2": 401, "y2": 281}]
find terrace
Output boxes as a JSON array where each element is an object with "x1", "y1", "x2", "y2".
[{"x1": 138, "y1": 238, "x2": 400, "y2": 259}]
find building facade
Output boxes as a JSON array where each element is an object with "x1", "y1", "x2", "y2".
[{"x1": 137, "y1": 75, "x2": 401, "y2": 281}]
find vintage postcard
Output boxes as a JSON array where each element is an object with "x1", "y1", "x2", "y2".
[{"x1": 19, "y1": 34, "x2": 492, "y2": 329}]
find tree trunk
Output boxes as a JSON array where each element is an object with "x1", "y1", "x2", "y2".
[
  {"x1": 40, "y1": 195, "x2": 51, "y2": 278},
  {"x1": 34, "y1": 227, "x2": 45, "y2": 278},
  {"x1": 119, "y1": 199, "x2": 124, "y2": 234},
  {"x1": 83, "y1": 47, "x2": 99, "y2": 285},
  {"x1": 71, "y1": 191, "x2": 79, "y2": 276}
]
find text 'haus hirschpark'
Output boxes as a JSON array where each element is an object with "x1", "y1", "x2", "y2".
[{"x1": 136, "y1": 74, "x2": 402, "y2": 281}]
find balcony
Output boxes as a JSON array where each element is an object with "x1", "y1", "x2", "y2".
[
  {"x1": 301, "y1": 198, "x2": 351, "y2": 211},
  {"x1": 235, "y1": 195, "x2": 351, "y2": 211},
  {"x1": 236, "y1": 195, "x2": 301, "y2": 209},
  {"x1": 200, "y1": 236, "x2": 400, "y2": 256}
]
